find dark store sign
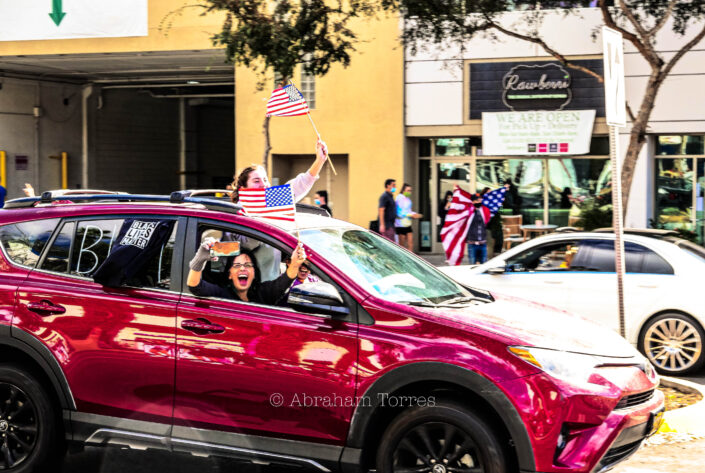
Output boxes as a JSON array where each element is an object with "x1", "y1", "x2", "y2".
[
  {"x1": 470, "y1": 59, "x2": 604, "y2": 119},
  {"x1": 503, "y1": 63, "x2": 571, "y2": 111}
]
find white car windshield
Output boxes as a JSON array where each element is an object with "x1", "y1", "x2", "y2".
[{"x1": 299, "y1": 227, "x2": 474, "y2": 304}]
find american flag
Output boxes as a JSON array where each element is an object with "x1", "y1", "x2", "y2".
[
  {"x1": 482, "y1": 187, "x2": 508, "y2": 214},
  {"x1": 441, "y1": 186, "x2": 507, "y2": 265},
  {"x1": 238, "y1": 184, "x2": 296, "y2": 222},
  {"x1": 266, "y1": 84, "x2": 309, "y2": 117}
]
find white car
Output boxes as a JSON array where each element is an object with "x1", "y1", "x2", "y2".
[{"x1": 440, "y1": 230, "x2": 705, "y2": 375}]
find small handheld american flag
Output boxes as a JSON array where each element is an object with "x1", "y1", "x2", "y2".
[
  {"x1": 238, "y1": 184, "x2": 296, "y2": 222},
  {"x1": 266, "y1": 84, "x2": 309, "y2": 117}
]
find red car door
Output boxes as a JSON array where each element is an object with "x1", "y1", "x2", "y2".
[
  {"x1": 14, "y1": 216, "x2": 184, "y2": 424},
  {"x1": 173, "y1": 222, "x2": 359, "y2": 445}
]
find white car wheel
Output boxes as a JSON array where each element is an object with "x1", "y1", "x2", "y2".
[{"x1": 641, "y1": 313, "x2": 705, "y2": 375}]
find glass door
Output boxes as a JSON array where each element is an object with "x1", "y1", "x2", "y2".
[{"x1": 436, "y1": 162, "x2": 470, "y2": 252}]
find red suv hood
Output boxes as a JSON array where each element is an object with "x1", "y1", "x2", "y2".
[{"x1": 416, "y1": 293, "x2": 639, "y2": 358}]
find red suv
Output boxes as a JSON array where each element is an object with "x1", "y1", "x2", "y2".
[{"x1": 0, "y1": 193, "x2": 663, "y2": 473}]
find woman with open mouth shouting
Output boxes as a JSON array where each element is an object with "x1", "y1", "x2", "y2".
[{"x1": 187, "y1": 237, "x2": 307, "y2": 305}]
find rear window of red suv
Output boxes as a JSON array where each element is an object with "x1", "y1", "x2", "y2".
[{"x1": 0, "y1": 218, "x2": 60, "y2": 267}]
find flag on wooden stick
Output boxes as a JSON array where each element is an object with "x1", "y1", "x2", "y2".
[
  {"x1": 266, "y1": 84, "x2": 310, "y2": 117},
  {"x1": 238, "y1": 184, "x2": 297, "y2": 222}
]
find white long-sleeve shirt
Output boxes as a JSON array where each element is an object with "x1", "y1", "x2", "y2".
[{"x1": 232, "y1": 171, "x2": 319, "y2": 281}]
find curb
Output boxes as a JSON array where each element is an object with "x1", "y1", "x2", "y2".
[{"x1": 657, "y1": 376, "x2": 705, "y2": 435}]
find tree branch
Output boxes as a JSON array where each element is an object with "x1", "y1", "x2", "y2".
[
  {"x1": 626, "y1": 102, "x2": 636, "y2": 123},
  {"x1": 598, "y1": 0, "x2": 663, "y2": 68},
  {"x1": 483, "y1": 18, "x2": 604, "y2": 83},
  {"x1": 617, "y1": 0, "x2": 648, "y2": 40},
  {"x1": 662, "y1": 21, "x2": 705, "y2": 77},
  {"x1": 647, "y1": 0, "x2": 677, "y2": 39}
]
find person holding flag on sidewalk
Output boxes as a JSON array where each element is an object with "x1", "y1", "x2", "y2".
[{"x1": 441, "y1": 184, "x2": 509, "y2": 265}]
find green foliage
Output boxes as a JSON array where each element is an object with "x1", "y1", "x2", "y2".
[
  {"x1": 575, "y1": 200, "x2": 613, "y2": 231},
  {"x1": 386, "y1": 0, "x2": 705, "y2": 53},
  {"x1": 648, "y1": 218, "x2": 699, "y2": 242},
  {"x1": 201, "y1": 0, "x2": 376, "y2": 86}
]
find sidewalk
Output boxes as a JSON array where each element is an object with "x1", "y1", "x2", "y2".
[{"x1": 657, "y1": 377, "x2": 705, "y2": 435}]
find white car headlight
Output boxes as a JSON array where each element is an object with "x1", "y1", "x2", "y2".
[{"x1": 509, "y1": 346, "x2": 602, "y2": 386}]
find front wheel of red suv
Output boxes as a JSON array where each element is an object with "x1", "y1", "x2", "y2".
[
  {"x1": 376, "y1": 400, "x2": 507, "y2": 473},
  {"x1": 0, "y1": 364, "x2": 60, "y2": 472}
]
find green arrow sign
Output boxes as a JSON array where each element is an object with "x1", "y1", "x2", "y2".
[{"x1": 49, "y1": 0, "x2": 66, "y2": 26}]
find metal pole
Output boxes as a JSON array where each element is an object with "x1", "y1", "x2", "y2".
[
  {"x1": 0, "y1": 151, "x2": 6, "y2": 188},
  {"x1": 609, "y1": 125, "x2": 626, "y2": 337},
  {"x1": 61, "y1": 152, "x2": 68, "y2": 189}
]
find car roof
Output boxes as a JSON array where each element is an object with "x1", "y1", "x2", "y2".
[{"x1": 0, "y1": 192, "x2": 354, "y2": 234}]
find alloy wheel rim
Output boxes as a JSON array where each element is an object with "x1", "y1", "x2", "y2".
[
  {"x1": 392, "y1": 422, "x2": 485, "y2": 473},
  {"x1": 0, "y1": 383, "x2": 38, "y2": 470},
  {"x1": 644, "y1": 318, "x2": 703, "y2": 372}
]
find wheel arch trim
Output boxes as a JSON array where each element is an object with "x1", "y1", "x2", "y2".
[
  {"x1": 346, "y1": 362, "x2": 536, "y2": 472},
  {"x1": 0, "y1": 324, "x2": 76, "y2": 410}
]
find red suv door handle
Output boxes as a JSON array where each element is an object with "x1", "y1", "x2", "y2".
[
  {"x1": 181, "y1": 318, "x2": 225, "y2": 334},
  {"x1": 27, "y1": 300, "x2": 66, "y2": 316}
]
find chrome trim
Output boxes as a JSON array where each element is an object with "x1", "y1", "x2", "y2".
[
  {"x1": 170, "y1": 438, "x2": 331, "y2": 472},
  {"x1": 84, "y1": 428, "x2": 169, "y2": 451}
]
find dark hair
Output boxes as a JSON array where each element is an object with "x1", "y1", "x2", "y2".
[
  {"x1": 225, "y1": 248, "x2": 261, "y2": 300},
  {"x1": 480, "y1": 187, "x2": 490, "y2": 195},
  {"x1": 384, "y1": 178, "x2": 396, "y2": 188},
  {"x1": 400, "y1": 183, "x2": 411, "y2": 194},
  {"x1": 444, "y1": 190, "x2": 453, "y2": 200},
  {"x1": 230, "y1": 166, "x2": 259, "y2": 203},
  {"x1": 315, "y1": 190, "x2": 328, "y2": 202}
]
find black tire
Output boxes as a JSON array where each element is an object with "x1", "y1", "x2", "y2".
[
  {"x1": 0, "y1": 364, "x2": 60, "y2": 472},
  {"x1": 639, "y1": 313, "x2": 705, "y2": 375},
  {"x1": 376, "y1": 400, "x2": 507, "y2": 473}
]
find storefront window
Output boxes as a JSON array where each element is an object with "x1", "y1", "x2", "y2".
[
  {"x1": 476, "y1": 158, "x2": 543, "y2": 225},
  {"x1": 656, "y1": 135, "x2": 705, "y2": 156},
  {"x1": 435, "y1": 139, "x2": 472, "y2": 157},
  {"x1": 547, "y1": 158, "x2": 611, "y2": 227},
  {"x1": 419, "y1": 139, "x2": 431, "y2": 157},
  {"x1": 655, "y1": 157, "x2": 694, "y2": 232}
]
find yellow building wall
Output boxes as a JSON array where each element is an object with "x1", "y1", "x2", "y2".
[
  {"x1": 235, "y1": 15, "x2": 404, "y2": 227},
  {"x1": 0, "y1": 1, "x2": 225, "y2": 54}
]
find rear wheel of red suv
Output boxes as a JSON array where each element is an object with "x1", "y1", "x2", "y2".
[
  {"x1": 0, "y1": 364, "x2": 60, "y2": 472},
  {"x1": 376, "y1": 400, "x2": 507, "y2": 473}
]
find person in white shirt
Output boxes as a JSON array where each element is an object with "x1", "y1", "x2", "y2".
[{"x1": 226, "y1": 139, "x2": 328, "y2": 281}]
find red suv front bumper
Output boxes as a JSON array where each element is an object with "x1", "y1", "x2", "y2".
[{"x1": 501, "y1": 365, "x2": 664, "y2": 473}]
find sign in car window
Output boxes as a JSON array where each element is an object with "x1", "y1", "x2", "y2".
[
  {"x1": 0, "y1": 0, "x2": 148, "y2": 42},
  {"x1": 482, "y1": 110, "x2": 595, "y2": 156}
]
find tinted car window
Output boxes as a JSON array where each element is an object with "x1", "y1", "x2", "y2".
[
  {"x1": 0, "y1": 219, "x2": 60, "y2": 267},
  {"x1": 505, "y1": 241, "x2": 579, "y2": 272},
  {"x1": 571, "y1": 239, "x2": 673, "y2": 274},
  {"x1": 631, "y1": 243, "x2": 674, "y2": 274},
  {"x1": 40, "y1": 221, "x2": 75, "y2": 273},
  {"x1": 71, "y1": 219, "x2": 124, "y2": 276},
  {"x1": 43, "y1": 218, "x2": 178, "y2": 289}
]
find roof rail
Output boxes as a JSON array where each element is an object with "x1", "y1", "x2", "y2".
[
  {"x1": 178, "y1": 189, "x2": 231, "y2": 199},
  {"x1": 5, "y1": 191, "x2": 331, "y2": 218}
]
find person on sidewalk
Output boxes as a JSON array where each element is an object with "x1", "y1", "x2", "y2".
[
  {"x1": 378, "y1": 179, "x2": 397, "y2": 242},
  {"x1": 394, "y1": 183, "x2": 422, "y2": 252},
  {"x1": 314, "y1": 190, "x2": 332, "y2": 216},
  {"x1": 441, "y1": 184, "x2": 508, "y2": 266}
]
